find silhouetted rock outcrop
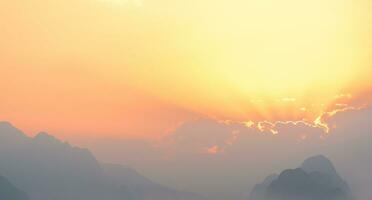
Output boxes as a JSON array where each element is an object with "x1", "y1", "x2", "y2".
[{"x1": 249, "y1": 155, "x2": 353, "y2": 200}]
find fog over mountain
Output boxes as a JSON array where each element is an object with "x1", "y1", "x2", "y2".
[
  {"x1": 250, "y1": 155, "x2": 352, "y2": 200},
  {"x1": 0, "y1": 121, "x2": 206, "y2": 200},
  {"x1": 0, "y1": 106, "x2": 371, "y2": 200},
  {"x1": 82, "y1": 106, "x2": 372, "y2": 200}
]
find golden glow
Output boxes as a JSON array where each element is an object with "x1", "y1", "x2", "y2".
[
  {"x1": 0, "y1": 0, "x2": 371, "y2": 138},
  {"x1": 102, "y1": 0, "x2": 372, "y2": 122}
]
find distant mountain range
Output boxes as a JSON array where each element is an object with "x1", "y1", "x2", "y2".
[
  {"x1": 249, "y1": 155, "x2": 353, "y2": 200},
  {"x1": 0, "y1": 122, "x2": 206, "y2": 200}
]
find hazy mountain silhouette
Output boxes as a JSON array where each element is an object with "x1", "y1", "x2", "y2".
[
  {"x1": 0, "y1": 121, "x2": 206, "y2": 200},
  {"x1": 249, "y1": 174, "x2": 278, "y2": 200},
  {"x1": 301, "y1": 155, "x2": 350, "y2": 191},
  {"x1": 103, "y1": 163, "x2": 205, "y2": 200},
  {"x1": 0, "y1": 175, "x2": 29, "y2": 200},
  {"x1": 249, "y1": 155, "x2": 353, "y2": 200}
]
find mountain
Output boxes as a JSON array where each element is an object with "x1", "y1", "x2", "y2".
[
  {"x1": 249, "y1": 155, "x2": 353, "y2": 200},
  {"x1": 301, "y1": 155, "x2": 349, "y2": 190},
  {"x1": 0, "y1": 121, "x2": 206, "y2": 200},
  {"x1": 249, "y1": 174, "x2": 278, "y2": 200},
  {"x1": 0, "y1": 122, "x2": 107, "y2": 200},
  {"x1": 0, "y1": 175, "x2": 29, "y2": 200}
]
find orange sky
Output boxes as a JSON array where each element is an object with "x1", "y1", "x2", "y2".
[{"x1": 0, "y1": 0, "x2": 371, "y2": 139}]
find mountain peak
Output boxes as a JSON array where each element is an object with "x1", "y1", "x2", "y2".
[
  {"x1": 250, "y1": 155, "x2": 353, "y2": 200},
  {"x1": 35, "y1": 131, "x2": 56, "y2": 139},
  {"x1": 0, "y1": 121, "x2": 19, "y2": 132},
  {"x1": 301, "y1": 155, "x2": 336, "y2": 175},
  {"x1": 0, "y1": 121, "x2": 28, "y2": 141},
  {"x1": 34, "y1": 132, "x2": 65, "y2": 146},
  {"x1": 0, "y1": 121, "x2": 14, "y2": 127}
]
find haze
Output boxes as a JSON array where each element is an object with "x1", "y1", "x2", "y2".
[{"x1": 0, "y1": 0, "x2": 372, "y2": 200}]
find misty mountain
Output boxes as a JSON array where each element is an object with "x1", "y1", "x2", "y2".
[
  {"x1": 249, "y1": 155, "x2": 352, "y2": 200},
  {"x1": 103, "y1": 163, "x2": 205, "y2": 200},
  {"x1": 0, "y1": 121, "x2": 206, "y2": 200},
  {"x1": 249, "y1": 174, "x2": 278, "y2": 200},
  {"x1": 301, "y1": 155, "x2": 351, "y2": 192},
  {"x1": 0, "y1": 175, "x2": 29, "y2": 200}
]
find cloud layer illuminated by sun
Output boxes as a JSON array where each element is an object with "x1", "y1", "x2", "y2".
[{"x1": 0, "y1": 0, "x2": 371, "y2": 138}]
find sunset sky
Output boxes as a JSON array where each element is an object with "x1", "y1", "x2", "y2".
[
  {"x1": 2, "y1": 1, "x2": 372, "y2": 200},
  {"x1": 0, "y1": 0, "x2": 372, "y2": 140}
]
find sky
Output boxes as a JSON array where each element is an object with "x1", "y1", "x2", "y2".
[
  {"x1": 1, "y1": 0, "x2": 372, "y2": 199},
  {"x1": 1, "y1": 0, "x2": 372, "y2": 140}
]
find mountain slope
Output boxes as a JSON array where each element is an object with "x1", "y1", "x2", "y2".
[
  {"x1": 0, "y1": 175, "x2": 29, "y2": 200},
  {"x1": 103, "y1": 164, "x2": 205, "y2": 200},
  {"x1": 0, "y1": 121, "x2": 206, "y2": 200},
  {"x1": 249, "y1": 174, "x2": 278, "y2": 200}
]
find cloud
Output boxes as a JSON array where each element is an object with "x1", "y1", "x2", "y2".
[{"x1": 205, "y1": 145, "x2": 221, "y2": 155}]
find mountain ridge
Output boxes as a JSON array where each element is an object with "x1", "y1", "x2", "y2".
[{"x1": 0, "y1": 121, "x2": 207, "y2": 200}]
